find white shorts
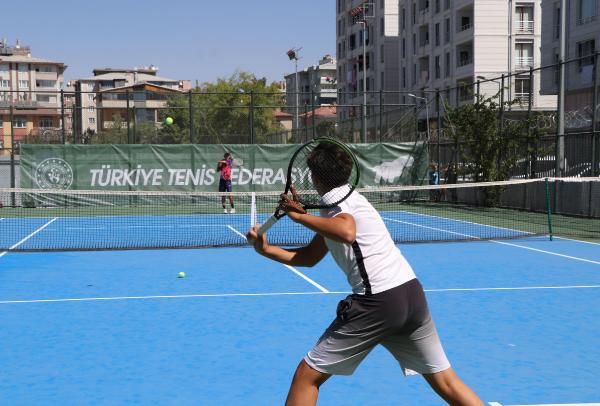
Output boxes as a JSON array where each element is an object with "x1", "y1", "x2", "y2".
[{"x1": 304, "y1": 279, "x2": 451, "y2": 376}]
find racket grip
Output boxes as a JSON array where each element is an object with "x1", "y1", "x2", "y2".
[
  {"x1": 257, "y1": 215, "x2": 278, "y2": 236},
  {"x1": 247, "y1": 215, "x2": 279, "y2": 245}
]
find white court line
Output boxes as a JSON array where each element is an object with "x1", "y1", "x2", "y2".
[
  {"x1": 0, "y1": 218, "x2": 58, "y2": 259},
  {"x1": 1, "y1": 284, "x2": 598, "y2": 305},
  {"x1": 64, "y1": 224, "x2": 224, "y2": 230},
  {"x1": 226, "y1": 225, "x2": 330, "y2": 293},
  {"x1": 383, "y1": 217, "x2": 600, "y2": 266},
  {"x1": 554, "y1": 236, "x2": 600, "y2": 247}
]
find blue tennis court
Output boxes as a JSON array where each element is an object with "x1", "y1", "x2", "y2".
[{"x1": 1, "y1": 215, "x2": 599, "y2": 405}]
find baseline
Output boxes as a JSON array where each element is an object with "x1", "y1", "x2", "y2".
[{"x1": 2, "y1": 284, "x2": 598, "y2": 305}]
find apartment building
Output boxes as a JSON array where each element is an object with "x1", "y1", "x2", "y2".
[
  {"x1": 336, "y1": 0, "x2": 401, "y2": 131},
  {"x1": 540, "y1": 0, "x2": 599, "y2": 113},
  {"x1": 284, "y1": 54, "x2": 338, "y2": 110},
  {"x1": 72, "y1": 67, "x2": 191, "y2": 135},
  {"x1": 0, "y1": 39, "x2": 67, "y2": 152},
  {"x1": 398, "y1": 0, "x2": 555, "y2": 121}
]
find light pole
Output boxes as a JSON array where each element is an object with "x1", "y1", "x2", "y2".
[
  {"x1": 287, "y1": 47, "x2": 302, "y2": 136},
  {"x1": 408, "y1": 93, "x2": 430, "y2": 140}
]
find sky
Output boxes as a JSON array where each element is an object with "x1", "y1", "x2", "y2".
[{"x1": 2, "y1": 0, "x2": 335, "y2": 85}]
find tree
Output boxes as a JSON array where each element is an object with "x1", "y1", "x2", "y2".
[
  {"x1": 444, "y1": 93, "x2": 535, "y2": 183},
  {"x1": 164, "y1": 71, "x2": 285, "y2": 144}
]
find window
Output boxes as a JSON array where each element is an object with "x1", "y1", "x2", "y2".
[
  {"x1": 445, "y1": 52, "x2": 451, "y2": 77},
  {"x1": 578, "y1": 39, "x2": 596, "y2": 70},
  {"x1": 402, "y1": 67, "x2": 407, "y2": 88},
  {"x1": 578, "y1": 0, "x2": 597, "y2": 24},
  {"x1": 413, "y1": 64, "x2": 417, "y2": 84},
  {"x1": 402, "y1": 38, "x2": 406, "y2": 58},
  {"x1": 412, "y1": 3, "x2": 416, "y2": 24},
  {"x1": 515, "y1": 42, "x2": 533, "y2": 67},
  {"x1": 338, "y1": 42, "x2": 342, "y2": 57},
  {"x1": 350, "y1": 33, "x2": 356, "y2": 50},
  {"x1": 435, "y1": 55, "x2": 441, "y2": 78},
  {"x1": 380, "y1": 44, "x2": 385, "y2": 62},
  {"x1": 0, "y1": 80, "x2": 9, "y2": 88},
  {"x1": 40, "y1": 117, "x2": 53, "y2": 128},
  {"x1": 435, "y1": 23, "x2": 440, "y2": 46},
  {"x1": 553, "y1": 4, "x2": 561, "y2": 39},
  {"x1": 445, "y1": 18, "x2": 451, "y2": 43},
  {"x1": 36, "y1": 80, "x2": 56, "y2": 88},
  {"x1": 88, "y1": 106, "x2": 95, "y2": 112},
  {"x1": 380, "y1": 17, "x2": 385, "y2": 36},
  {"x1": 36, "y1": 65, "x2": 54, "y2": 73},
  {"x1": 18, "y1": 64, "x2": 28, "y2": 72},
  {"x1": 19, "y1": 80, "x2": 29, "y2": 89},
  {"x1": 435, "y1": 0, "x2": 440, "y2": 13},
  {"x1": 36, "y1": 94, "x2": 52, "y2": 102},
  {"x1": 413, "y1": 33, "x2": 417, "y2": 54},
  {"x1": 402, "y1": 7, "x2": 406, "y2": 29},
  {"x1": 514, "y1": 77, "x2": 531, "y2": 102},
  {"x1": 13, "y1": 117, "x2": 26, "y2": 128},
  {"x1": 89, "y1": 117, "x2": 96, "y2": 125},
  {"x1": 88, "y1": 94, "x2": 95, "y2": 102},
  {"x1": 381, "y1": 71, "x2": 384, "y2": 87},
  {"x1": 338, "y1": 19, "x2": 341, "y2": 34},
  {"x1": 445, "y1": 0, "x2": 450, "y2": 10}
]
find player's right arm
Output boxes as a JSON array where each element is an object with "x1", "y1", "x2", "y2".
[{"x1": 246, "y1": 228, "x2": 328, "y2": 267}]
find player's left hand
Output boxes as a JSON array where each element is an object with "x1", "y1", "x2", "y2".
[{"x1": 278, "y1": 185, "x2": 306, "y2": 222}]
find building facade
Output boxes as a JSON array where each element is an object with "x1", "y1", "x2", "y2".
[
  {"x1": 336, "y1": 0, "x2": 401, "y2": 136},
  {"x1": 72, "y1": 67, "x2": 191, "y2": 136},
  {"x1": 284, "y1": 54, "x2": 338, "y2": 111},
  {"x1": 398, "y1": 0, "x2": 555, "y2": 122},
  {"x1": 0, "y1": 39, "x2": 67, "y2": 152},
  {"x1": 540, "y1": 0, "x2": 599, "y2": 113}
]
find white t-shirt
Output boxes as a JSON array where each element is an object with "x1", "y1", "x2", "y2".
[{"x1": 320, "y1": 185, "x2": 416, "y2": 295}]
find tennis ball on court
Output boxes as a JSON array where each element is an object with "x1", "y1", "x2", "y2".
[
  {"x1": 165, "y1": 116, "x2": 174, "y2": 125},
  {"x1": 178, "y1": 271, "x2": 185, "y2": 278}
]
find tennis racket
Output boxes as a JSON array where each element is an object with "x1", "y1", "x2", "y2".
[{"x1": 249, "y1": 137, "x2": 360, "y2": 241}]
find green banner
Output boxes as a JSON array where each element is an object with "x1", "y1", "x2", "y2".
[{"x1": 20, "y1": 143, "x2": 428, "y2": 192}]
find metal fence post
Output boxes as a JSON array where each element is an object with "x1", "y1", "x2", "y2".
[
  {"x1": 188, "y1": 90, "x2": 194, "y2": 144},
  {"x1": 527, "y1": 68, "x2": 534, "y2": 178},
  {"x1": 304, "y1": 103, "x2": 309, "y2": 143},
  {"x1": 249, "y1": 91, "x2": 255, "y2": 144},
  {"x1": 310, "y1": 90, "x2": 315, "y2": 139},
  {"x1": 126, "y1": 90, "x2": 131, "y2": 144},
  {"x1": 60, "y1": 89, "x2": 66, "y2": 144},
  {"x1": 592, "y1": 52, "x2": 599, "y2": 176},
  {"x1": 379, "y1": 89, "x2": 383, "y2": 143},
  {"x1": 132, "y1": 106, "x2": 136, "y2": 144},
  {"x1": 436, "y1": 89, "x2": 442, "y2": 168},
  {"x1": 9, "y1": 104, "x2": 15, "y2": 205}
]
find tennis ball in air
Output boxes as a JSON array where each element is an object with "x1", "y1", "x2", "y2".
[
  {"x1": 178, "y1": 271, "x2": 185, "y2": 278},
  {"x1": 165, "y1": 116, "x2": 174, "y2": 125}
]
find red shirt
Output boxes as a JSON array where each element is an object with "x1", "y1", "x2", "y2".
[{"x1": 220, "y1": 159, "x2": 232, "y2": 181}]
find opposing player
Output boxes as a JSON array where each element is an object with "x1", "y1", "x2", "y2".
[
  {"x1": 246, "y1": 143, "x2": 482, "y2": 405},
  {"x1": 217, "y1": 152, "x2": 235, "y2": 214}
]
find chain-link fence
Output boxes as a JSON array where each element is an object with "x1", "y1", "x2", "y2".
[{"x1": 0, "y1": 55, "x2": 598, "y2": 186}]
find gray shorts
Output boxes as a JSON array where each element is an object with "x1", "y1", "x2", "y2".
[{"x1": 304, "y1": 278, "x2": 450, "y2": 376}]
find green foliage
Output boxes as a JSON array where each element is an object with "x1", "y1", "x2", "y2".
[
  {"x1": 316, "y1": 121, "x2": 336, "y2": 138},
  {"x1": 444, "y1": 93, "x2": 538, "y2": 185},
  {"x1": 164, "y1": 71, "x2": 285, "y2": 143},
  {"x1": 94, "y1": 113, "x2": 127, "y2": 144}
]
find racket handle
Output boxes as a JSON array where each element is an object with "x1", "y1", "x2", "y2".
[
  {"x1": 247, "y1": 215, "x2": 279, "y2": 245},
  {"x1": 257, "y1": 215, "x2": 278, "y2": 236}
]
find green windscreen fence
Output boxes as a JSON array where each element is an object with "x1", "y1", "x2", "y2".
[{"x1": 19, "y1": 143, "x2": 428, "y2": 192}]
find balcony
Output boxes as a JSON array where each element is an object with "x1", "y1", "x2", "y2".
[
  {"x1": 514, "y1": 93, "x2": 532, "y2": 105},
  {"x1": 459, "y1": 22, "x2": 472, "y2": 32},
  {"x1": 457, "y1": 57, "x2": 473, "y2": 67},
  {"x1": 515, "y1": 20, "x2": 534, "y2": 33},
  {"x1": 577, "y1": 15, "x2": 597, "y2": 25},
  {"x1": 515, "y1": 56, "x2": 534, "y2": 69}
]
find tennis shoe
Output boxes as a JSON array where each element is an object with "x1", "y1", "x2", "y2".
[
  {"x1": 223, "y1": 208, "x2": 229, "y2": 214},
  {"x1": 230, "y1": 208, "x2": 236, "y2": 214}
]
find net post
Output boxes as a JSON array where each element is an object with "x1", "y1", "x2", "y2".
[
  {"x1": 545, "y1": 177, "x2": 554, "y2": 241},
  {"x1": 250, "y1": 192, "x2": 257, "y2": 228}
]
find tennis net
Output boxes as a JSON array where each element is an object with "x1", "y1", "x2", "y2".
[{"x1": 0, "y1": 178, "x2": 598, "y2": 252}]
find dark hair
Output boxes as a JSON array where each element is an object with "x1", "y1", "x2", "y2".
[
  {"x1": 307, "y1": 142, "x2": 352, "y2": 189},
  {"x1": 224, "y1": 152, "x2": 232, "y2": 159}
]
